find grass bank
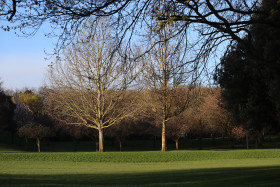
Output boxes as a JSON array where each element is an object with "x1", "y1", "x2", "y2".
[{"x1": 1, "y1": 149, "x2": 280, "y2": 163}]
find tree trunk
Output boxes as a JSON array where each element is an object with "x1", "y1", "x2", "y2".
[
  {"x1": 36, "y1": 138, "x2": 41, "y2": 152},
  {"x1": 175, "y1": 139, "x2": 179, "y2": 150},
  {"x1": 73, "y1": 139, "x2": 79, "y2": 151},
  {"x1": 95, "y1": 140, "x2": 99, "y2": 152},
  {"x1": 98, "y1": 128, "x2": 104, "y2": 152},
  {"x1": 229, "y1": 136, "x2": 234, "y2": 149},
  {"x1": 153, "y1": 136, "x2": 157, "y2": 148},
  {"x1": 255, "y1": 132, "x2": 262, "y2": 148},
  {"x1": 211, "y1": 133, "x2": 216, "y2": 145},
  {"x1": 119, "y1": 140, "x2": 122, "y2": 152},
  {"x1": 198, "y1": 136, "x2": 202, "y2": 150},
  {"x1": 246, "y1": 134, "x2": 249, "y2": 149},
  {"x1": 198, "y1": 119, "x2": 203, "y2": 150},
  {"x1": 161, "y1": 120, "x2": 166, "y2": 152},
  {"x1": 25, "y1": 136, "x2": 29, "y2": 151},
  {"x1": 11, "y1": 132, "x2": 15, "y2": 144}
]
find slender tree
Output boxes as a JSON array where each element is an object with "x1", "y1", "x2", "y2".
[{"x1": 143, "y1": 6, "x2": 193, "y2": 151}]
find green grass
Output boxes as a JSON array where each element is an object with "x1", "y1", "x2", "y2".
[
  {"x1": 1, "y1": 149, "x2": 280, "y2": 162},
  {"x1": 1, "y1": 159, "x2": 280, "y2": 186},
  {"x1": 1, "y1": 149, "x2": 280, "y2": 186},
  {"x1": 1, "y1": 134, "x2": 280, "y2": 186}
]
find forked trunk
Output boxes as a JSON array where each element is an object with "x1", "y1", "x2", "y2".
[
  {"x1": 98, "y1": 128, "x2": 104, "y2": 152},
  {"x1": 36, "y1": 138, "x2": 41, "y2": 152}
]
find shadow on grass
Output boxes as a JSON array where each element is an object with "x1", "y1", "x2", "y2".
[{"x1": 1, "y1": 166, "x2": 280, "y2": 186}]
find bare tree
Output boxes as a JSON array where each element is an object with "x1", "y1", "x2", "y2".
[
  {"x1": 142, "y1": 12, "x2": 194, "y2": 151},
  {"x1": 48, "y1": 18, "x2": 140, "y2": 152}
]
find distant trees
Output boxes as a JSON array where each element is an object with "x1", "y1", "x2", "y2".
[
  {"x1": 48, "y1": 19, "x2": 140, "y2": 152},
  {"x1": 139, "y1": 86, "x2": 231, "y2": 150},
  {"x1": 17, "y1": 122, "x2": 53, "y2": 152},
  {"x1": 200, "y1": 88, "x2": 229, "y2": 145},
  {"x1": 13, "y1": 90, "x2": 54, "y2": 152},
  {"x1": 105, "y1": 117, "x2": 138, "y2": 152},
  {"x1": 166, "y1": 115, "x2": 190, "y2": 150},
  {"x1": 1, "y1": 82, "x2": 241, "y2": 151}
]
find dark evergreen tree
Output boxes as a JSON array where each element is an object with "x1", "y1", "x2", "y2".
[
  {"x1": 215, "y1": 0, "x2": 280, "y2": 147},
  {"x1": 0, "y1": 81, "x2": 16, "y2": 143}
]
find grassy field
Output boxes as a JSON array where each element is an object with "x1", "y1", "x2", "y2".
[{"x1": 1, "y1": 142, "x2": 280, "y2": 187}]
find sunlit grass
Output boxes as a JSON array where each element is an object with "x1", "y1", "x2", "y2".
[
  {"x1": 1, "y1": 135, "x2": 280, "y2": 186},
  {"x1": 1, "y1": 159, "x2": 280, "y2": 186},
  {"x1": 0, "y1": 149, "x2": 280, "y2": 186},
  {"x1": 1, "y1": 149, "x2": 280, "y2": 163}
]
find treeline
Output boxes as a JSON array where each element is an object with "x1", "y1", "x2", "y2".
[{"x1": 1, "y1": 84, "x2": 245, "y2": 152}]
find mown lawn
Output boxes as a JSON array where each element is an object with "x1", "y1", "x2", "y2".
[{"x1": 1, "y1": 147, "x2": 280, "y2": 186}]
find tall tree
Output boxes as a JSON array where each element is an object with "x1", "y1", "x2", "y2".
[
  {"x1": 143, "y1": 6, "x2": 193, "y2": 151},
  {"x1": 48, "y1": 18, "x2": 140, "y2": 152},
  {"x1": 252, "y1": 0, "x2": 280, "y2": 131}
]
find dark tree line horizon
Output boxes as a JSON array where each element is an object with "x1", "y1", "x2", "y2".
[{"x1": 0, "y1": 84, "x2": 246, "y2": 152}]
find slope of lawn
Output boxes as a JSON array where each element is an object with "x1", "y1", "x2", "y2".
[
  {"x1": 1, "y1": 147, "x2": 280, "y2": 186},
  {"x1": 1, "y1": 149, "x2": 280, "y2": 162}
]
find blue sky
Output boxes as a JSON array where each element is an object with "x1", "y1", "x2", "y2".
[
  {"x1": 0, "y1": 20, "x2": 224, "y2": 90},
  {"x1": 0, "y1": 24, "x2": 55, "y2": 90}
]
